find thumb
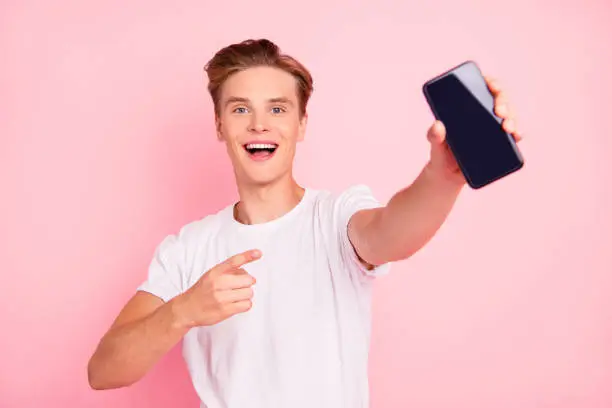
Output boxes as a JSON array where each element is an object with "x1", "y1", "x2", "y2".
[{"x1": 427, "y1": 120, "x2": 446, "y2": 145}]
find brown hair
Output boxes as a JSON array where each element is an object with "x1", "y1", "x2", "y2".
[{"x1": 204, "y1": 39, "x2": 313, "y2": 117}]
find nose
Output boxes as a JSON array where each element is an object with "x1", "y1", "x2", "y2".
[{"x1": 248, "y1": 111, "x2": 269, "y2": 133}]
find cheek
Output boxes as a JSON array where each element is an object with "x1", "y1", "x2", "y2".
[
  {"x1": 276, "y1": 119, "x2": 302, "y2": 141},
  {"x1": 220, "y1": 120, "x2": 243, "y2": 142}
]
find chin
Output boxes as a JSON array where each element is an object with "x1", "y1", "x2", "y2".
[
  {"x1": 246, "y1": 176, "x2": 283, "y2": 187},
  {"x1": 237, "y1": 168, "x2": 290, "y2": 188}
]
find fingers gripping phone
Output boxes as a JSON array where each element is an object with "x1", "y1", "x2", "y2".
[{"x1": 423, "y1": 61, "x2": 524, "y2": 189}]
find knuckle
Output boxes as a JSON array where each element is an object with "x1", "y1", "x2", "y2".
[
  {"x1": 211, "y1": 289, "x2": 224, "y2": 304},
  {"x1": 216, "y1": 275, "x2": 230, "y2": 290},
  {"x1": 241, "y1": 274, "x2": 255, "y2": 286},
  {"x1": 234, "y1": 301, "x2": 250, "y2": 313},
  {"x1": 210, "y1": 277, "x2": 221, "y2": 292}
]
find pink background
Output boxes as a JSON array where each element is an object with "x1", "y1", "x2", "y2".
[{"x1": 1, "y1": 1, "x2": 611, "y2": 407}]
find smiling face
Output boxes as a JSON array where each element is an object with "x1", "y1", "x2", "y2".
[{"x1": 215, "y1": 66, "x2": 308, "y2": 187}]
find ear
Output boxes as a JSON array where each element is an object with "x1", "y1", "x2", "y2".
[
  {"x1": 297, "y1": 112, "x2": 308, "y2": 142},
  {"x1": 215, "y1": 115, "x2": 224, "y2": 142}
]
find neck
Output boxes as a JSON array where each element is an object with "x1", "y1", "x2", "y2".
[{"x1": 233, "y1": 175, "x2": 305, "y2": 225}]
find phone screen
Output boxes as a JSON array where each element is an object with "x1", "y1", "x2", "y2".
[{"x1": 423, "y1": 62, "x2": 523, "y2": 188}]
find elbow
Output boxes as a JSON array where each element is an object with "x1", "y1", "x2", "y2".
[
  {"x1": 87, "y1": 359, "x2": 110, "y2": 390},
  {"x1": 87, "y1": 371, "x2": 132, "y2": 391},
  {"x1": 87, "y1": 363, "x2": 106, "y2": 390},
  {"x1": 87, "y1": 357, "x2": 133, "y2": 391},
  {"x1": 88, "y1": 376, "x2": 109, "y2": 391}
]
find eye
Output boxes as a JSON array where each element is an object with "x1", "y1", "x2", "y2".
[
  {"x1": 271, "y1": 106, "x2": 286, "y2": 114},
  {"x1": 233, "y1": 106, "x2": 248, "y2": 114}
]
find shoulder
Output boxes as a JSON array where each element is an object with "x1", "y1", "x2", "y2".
[
  {"x1": 306, "y1": 184, "x2": 385, "y2": 239},
  {"x1": 158, "y1": 203, "x2": 233, "y2": 251},
  {"x1": 309, "y1": 184, "x2": 390, "y2": 279},
  {"x1": 310, "y1": 184, "x2": 378, "y2": 204},
  {"x1": 311, "y1": 184, "x2": 383, "y2": 216}
]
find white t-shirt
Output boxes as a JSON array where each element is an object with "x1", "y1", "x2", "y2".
[{"x1": 138, "y1": 184, "x2": 391, "y2": 408}]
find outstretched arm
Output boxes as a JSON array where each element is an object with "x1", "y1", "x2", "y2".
[
  {"x1": 349, "y1": 77, "x2": 523, "y2": 266},
  {"x1": 348, "y1": 155, "x2": 463, "y2": 266}
]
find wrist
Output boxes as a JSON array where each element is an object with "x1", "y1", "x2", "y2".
[
  {"x1": 423, "y1": 161, "x2": 466, "y2": 193},
  {"x1": 166, "y1": 295, "x2": 194, "y2": 332}
]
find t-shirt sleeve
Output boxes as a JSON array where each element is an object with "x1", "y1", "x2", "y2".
[
  {"x1": 137, "y1": 234, "x2": 185, "y2": 302},
  {"x1": 334, "y1": 184, "x2": 392, "y2": 280}
]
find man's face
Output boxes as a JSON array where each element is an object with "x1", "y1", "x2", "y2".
[{"x1": 216, "y1": 66, "x2": 307, "y2": 187}]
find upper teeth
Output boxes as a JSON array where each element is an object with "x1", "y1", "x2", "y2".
[{"x1": 246, "y1": 143, "x2": 276, "y2": 149}]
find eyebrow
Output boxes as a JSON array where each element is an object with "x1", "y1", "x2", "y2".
[
  {"x1": 268, "y1": 97, "x2": 294, "y2": 105},
  {"x1": 224, "y1": 96, "x2": 294, "y2": 107}
]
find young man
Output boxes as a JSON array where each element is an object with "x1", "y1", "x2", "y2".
[{"x1": 88, "y1": 39, "x2": 521, "y2": 407}]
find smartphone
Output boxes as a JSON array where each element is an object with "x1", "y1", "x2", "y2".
[{"x1": 422, "y1": 61, "x2": 524, "y2": 189}]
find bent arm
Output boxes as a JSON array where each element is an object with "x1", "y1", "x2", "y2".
[
  {"x1": 349, "y1": 164, "x2": 463, "y2": 266},
  {"x1": 87, "y1": 291, "x2": 190, "y2": 390}
]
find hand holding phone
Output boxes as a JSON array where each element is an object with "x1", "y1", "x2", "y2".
[{"x1": 423, "y1": 61, "x2": 524, "y2": 189}]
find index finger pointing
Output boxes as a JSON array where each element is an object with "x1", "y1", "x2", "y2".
[{"x1": 222, "y1": 249, "x2": 262, "y2": 271}]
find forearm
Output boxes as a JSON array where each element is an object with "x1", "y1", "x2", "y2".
[
  {"x1": 373, "y1": 164, "x2": 464, "y2": 263},
  {"x1": 88, "y1": 297, "x2": 190, "y2": 390}
]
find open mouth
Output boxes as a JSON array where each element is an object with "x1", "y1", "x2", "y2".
[{"x1": 243, "y1": 143, "x2": 278, "y2": 161}]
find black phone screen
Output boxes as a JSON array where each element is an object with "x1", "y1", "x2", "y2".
[{"x1": 423, "y1": 62, "x2": 523, "y2": 188}]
